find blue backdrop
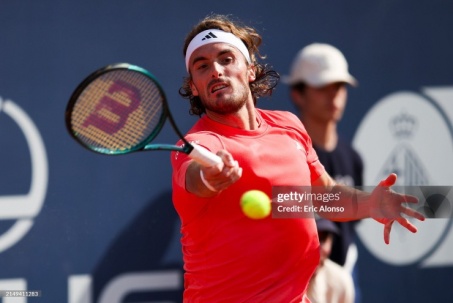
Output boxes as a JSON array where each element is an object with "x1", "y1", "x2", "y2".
[{"x1": 1, "y1": 1, "x2": 452, "y2": 302}]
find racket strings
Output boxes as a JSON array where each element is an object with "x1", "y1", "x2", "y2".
[{"x1": 71, "y1": 70, "x2": 164, "y2": 152}]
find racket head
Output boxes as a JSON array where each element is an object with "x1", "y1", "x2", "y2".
[{"x1": 65, "y1": 63, "x2": 168, "y2": 155}]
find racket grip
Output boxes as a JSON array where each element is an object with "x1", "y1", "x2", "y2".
[{"x1": 189, "y1": 143, "x2": 222, "y2": 167}]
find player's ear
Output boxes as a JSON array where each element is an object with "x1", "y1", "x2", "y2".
[
  {"x1": 247, "y1": 64, "x2": 256, "y2": 82},
  {"x1": 190, "y1": 79, "x2": 199, "y2": 96}
]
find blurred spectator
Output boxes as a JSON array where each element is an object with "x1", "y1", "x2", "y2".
[
  {"x1": 307, "y1": 218, "x2": 355, "y2": 303},
  {"x1": 284, "y1": 43, "x2": 363, "y2": 302}
]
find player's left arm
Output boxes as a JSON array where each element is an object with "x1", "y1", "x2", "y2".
[{"x1": 312, "y1": 172, "x2": 425, "y2": 244}]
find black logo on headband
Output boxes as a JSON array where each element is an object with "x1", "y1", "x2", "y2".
[{"x1": 201, "y1": 32, "x2": 217, "y2": 41}]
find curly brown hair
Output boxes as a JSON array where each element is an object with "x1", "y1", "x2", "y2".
[{"x1": 179, "y1": 14, "x2": 279, "y2": 116}]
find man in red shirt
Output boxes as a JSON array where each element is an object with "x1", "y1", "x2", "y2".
[{"x1": 171, "y1": 14, "x2": 424, "y2": 302}]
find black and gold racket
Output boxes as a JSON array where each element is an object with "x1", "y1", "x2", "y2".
[{"x1": 65, "y1": 63, "x2": 221, "y2": 167}]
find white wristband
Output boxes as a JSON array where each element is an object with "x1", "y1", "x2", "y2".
[{"x1": 200, "y1": 170, "x2": 218, "y2": 192}]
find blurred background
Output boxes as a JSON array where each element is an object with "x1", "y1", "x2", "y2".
[{"x1": 0, "y1": 0, "x2": 452, "y2": 302}]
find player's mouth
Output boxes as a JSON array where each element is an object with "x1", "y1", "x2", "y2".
[{"x1": 209, "y1": 81, "x2": 229, "y2": 94}]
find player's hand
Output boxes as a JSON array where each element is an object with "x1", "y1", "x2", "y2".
[
  {"x1": 369, "y1": 173, "x2": 425, "y2": 244},
  {"x1": 199, "y1": 150, "x2": 242, "y2": 193}
]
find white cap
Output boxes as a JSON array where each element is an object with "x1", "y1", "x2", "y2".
[{"x1": 282, "y1": 43, "x2": 357, "y2": 87}]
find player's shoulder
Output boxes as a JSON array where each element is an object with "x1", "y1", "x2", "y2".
[
  {"x1": 182, "y1": 119, "x2": 225, "y2": 151},
  {"x1": 257, "y1": 109, "x2": 302, "y2": 127}
]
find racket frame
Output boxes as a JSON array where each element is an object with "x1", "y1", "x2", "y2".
[{"x1": 65, "y1": 63, "x2": 194, "y2": 156}]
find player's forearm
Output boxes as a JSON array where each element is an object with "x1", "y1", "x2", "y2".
[
  {"x1": 317, "y1": 184, "x2": 371, "y2": 221},
  {"x1": 312, "y1": 172, "x2": 371, "y2": 221}
]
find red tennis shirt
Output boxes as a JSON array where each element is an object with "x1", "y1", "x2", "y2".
[{"x1": 171, "y1": 109, "x2": 325, "y2": 302}]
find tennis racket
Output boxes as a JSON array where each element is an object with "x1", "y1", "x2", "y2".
[{"x1": 65, "y1": 63, "x2": 221, "y2": 167}]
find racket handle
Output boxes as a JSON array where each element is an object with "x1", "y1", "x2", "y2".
[{"x1": 189, "y1": 143, "x2": 223, "y2": 167}]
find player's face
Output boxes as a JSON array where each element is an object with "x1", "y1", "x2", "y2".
[
  {"x1": 300, "y1": 82, "x2": 348, "y2": 123},
  {"x1": 188, "y1": 43, "x2": 256, "y2": 115}
]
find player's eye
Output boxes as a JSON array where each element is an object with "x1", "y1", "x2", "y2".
[
  {"x1": 221, "y1": 56, "x2": 233, "y2": 65},
  {"x1": 194, "y1": 62, "x2": 208, "y2": 70}
]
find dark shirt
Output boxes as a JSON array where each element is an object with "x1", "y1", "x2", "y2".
[{"x1": 314, "y1": 138, "x2": 364, "y2": 266}]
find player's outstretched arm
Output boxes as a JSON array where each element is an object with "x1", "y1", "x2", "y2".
[{"x1": 312, "y1": 172, "x2": 425, "y2": 244}]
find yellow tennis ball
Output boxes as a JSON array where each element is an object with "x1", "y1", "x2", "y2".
[{"x1": 240, "y1": 190, "x2": 271, "y2": 219}]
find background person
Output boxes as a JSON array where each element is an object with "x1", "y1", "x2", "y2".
[
  {"x1": 284, "y1": 43, "x2": 363, "y2": 302},
  {"x1": 308, "y1": 218, "x2": 355, "y2": 303}
]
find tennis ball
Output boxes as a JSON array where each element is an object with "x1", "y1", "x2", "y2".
[{"x1": 240, "y1": 190, "x2": 271, "y2": 219}]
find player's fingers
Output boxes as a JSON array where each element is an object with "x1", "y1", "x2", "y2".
[
  {"x1": 380, "y1": 173, "x2": 397, "y2": 187},
  {"x1": 223, "y1": 165, "x2": 241, "y2": 178},
  {"x1": 216, "y1": 150, "x2": 237, "y2": 167},
  {"x1": 396, "y1": 217, "x2": 418, "y2": 233},
  {"x1": 202, "y1": 162, "x2": 223, "y2": 176},
  {"x1": 216, "y1": 172, "x2": 242, "y2": 189},
  {"x1": 401, "y1": 206, "x2": 425, "y2": 221},
  {"x1": 401, "y1": 194, "x2": 419, "y2": 204},
  {"x1": 384, "y1": 221, "x2": 394, "y2": 245},
  {"x1": 237, "y1": 167, "x2": 243, "y2": 178},
  {"x1": 215, "y1": 166, "x2": 242, "y2": 188}
]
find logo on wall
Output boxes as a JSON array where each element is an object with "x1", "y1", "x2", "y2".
[
  {"x1": 0, "y1": 97, "x2": 48, "y2": 252},
  {"x1": 353, "y1": 86, "x2": 453, "y2": 267}
]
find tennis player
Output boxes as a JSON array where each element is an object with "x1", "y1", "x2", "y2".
[{"x1": 171, "y1": 14, "x2": 424, "y2": 302}]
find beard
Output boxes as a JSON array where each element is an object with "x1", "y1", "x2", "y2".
[{"x1": 202, "y1": 82, "x2": 250, "y2": 115}]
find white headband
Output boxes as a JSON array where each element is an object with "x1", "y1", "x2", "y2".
[{"x1": 185, "y1": 29, "x2": 251, "y2": 72}]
